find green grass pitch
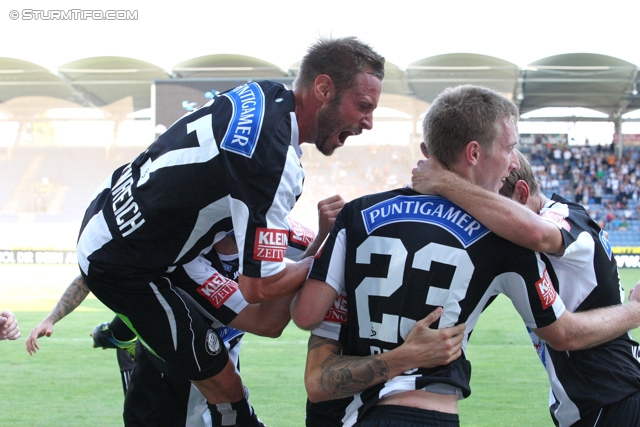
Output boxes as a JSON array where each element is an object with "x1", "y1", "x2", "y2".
[{"x1": 1, "y1": 265, "x2": 638, "y2": 426}]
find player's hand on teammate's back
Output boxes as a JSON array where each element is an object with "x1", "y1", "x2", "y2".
[{"x1": 403, "y1": 307, "x2": 465, "y2": 368}]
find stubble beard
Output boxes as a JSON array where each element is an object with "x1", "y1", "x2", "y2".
[{"x1": 315, "y1": 96, "x2": 344, "y2": 156}]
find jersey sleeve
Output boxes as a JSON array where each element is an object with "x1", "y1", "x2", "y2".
[
  {"x1": 540, "y1": 200, "x2": 602, "y2": 269},
  {"x1": 311, "y1": 291, "x2": 349, "y2": 340},
  {"x1": 217, "y1": 82, "x2": 304, "y2": 280},
  {"x1": 308, "y1": 205, "x2": 349, "y2": 295},
  {"x1": 539, "y1": 201, "x2": 578, "y2": 251},
  {"x1": 284, "y1": 216, "x2": 317, "y2": 261},
  {"x1": 498, "y1": 256, "x2": 566, "y2": 330}
]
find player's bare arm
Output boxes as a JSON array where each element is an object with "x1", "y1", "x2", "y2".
[
  {"x1": 305, "y1": 308, "x2": 465, "y2": 402},
  {"x1": 239, "y1": 256, "x2": 313, "y2": 303},
  {"x1": 411, "y1": 157, "x2": 563, "y2": 254},
  {"x1": 25, "y1": 275, "x2": 90, "y2": 355},
  {"x1": 228, "y1": 294, "x2": 295, "y2": 338},
  {"x1": 534, "y1": 289, "x2": 640, "y2": 351},
  {"x1": 290, "y1": 278, "x2": 340, "y2": 331},
  {"x1": 306, "y1": 335, "x2": 388, "y2": 402}
]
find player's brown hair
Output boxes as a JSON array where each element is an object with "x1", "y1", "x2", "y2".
[
  {"x1": 423, "y1": 85, "x2": 519, "y2": 168},
  {"x1": 499, "y1": 149, "x2": 541, "y2": 198},
  {"x1": 293, "y1": 36, "x2": 385, "y2": 93}
]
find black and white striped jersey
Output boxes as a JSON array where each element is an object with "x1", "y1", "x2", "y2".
[
  {"x1": 160, "y1": 217, "x2": 315, "y2": 427},
  {"x1": 175, "y1": 217, "x2": 316, "y2": 327},
  {"x1": 77, "y1": 81, "x2": 304, "y2": 283},
  {"x1": 531, "y1": 194, "x2": 640, "y2": 427},
  {"x1": 309, "y1": 187, "x2": 566, "y2": 426}
]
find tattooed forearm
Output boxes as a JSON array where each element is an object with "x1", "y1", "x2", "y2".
[
  {"x1": 318, "y1": 353, "x2": 390, "y2": 398},
  {"x1": 48, "y1": 275, "x2": 90, "y2": 323},
  {"x1": 308, "y1": 335, "x2": 342, "y2": 351}
]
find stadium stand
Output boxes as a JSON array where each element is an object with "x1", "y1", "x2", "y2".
[
  {"x1": 521, "y1": 141, "x2": 640, "y2": 245},
  {"x1": 0, "y1": 146, "x2": 143, "y2": 223},
  {"x1": 1, "y1": 51, "x2": 640, "y2": 249}
]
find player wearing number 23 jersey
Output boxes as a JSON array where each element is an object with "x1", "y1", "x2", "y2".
[{"x1": 308, "y1": 187, "x2": 566, "y2": 426}]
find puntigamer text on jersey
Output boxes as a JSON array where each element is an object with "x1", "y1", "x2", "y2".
[
  {"x1": 221, "y1": 82, "x2": 265, "y2": 158},
  {"x1": 362, "y1": 195, "x2": 490, "y2": 247}
]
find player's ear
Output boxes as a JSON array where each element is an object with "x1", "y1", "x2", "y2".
[
  {"x1": 514, "y1": 180, "x2": 530, "y2": 204},
  {"x1": 420, "y1": 142, "x2": 429, "y2": 158},
  {"x1": 465, "y1": 141, "x2": 481, "y2": 165},
  {"x1": 314, "y1": 75, "x2": 334, "y2": 103}
]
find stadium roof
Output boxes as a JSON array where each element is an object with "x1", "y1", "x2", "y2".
[{"x1": 1, "y1": 53, "x2": 639, "y2": 122}]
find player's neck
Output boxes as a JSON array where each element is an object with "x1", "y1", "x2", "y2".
[{"x1": 531, "y1": 194, "x2": 548, "y2": 213}]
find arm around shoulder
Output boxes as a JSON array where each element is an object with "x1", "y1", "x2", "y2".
[
  {"x1": 534, "y1": 298, "x2": 640, "y2": 351},
  {"x1": 411, "y1": 158, "x2": 563, "y2": 254}
]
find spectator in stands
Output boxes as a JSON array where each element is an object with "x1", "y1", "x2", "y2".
[
  {"x1": 593, "y1": 181, "x2": 604, "y2": 204},
  {"x1": 553, "y1": 146, "x2": 563, "y2": 163},
  {"x1": 574, "y1": 181, "x2": 585, "y2": 204}
]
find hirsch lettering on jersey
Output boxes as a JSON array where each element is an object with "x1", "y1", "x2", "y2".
[
  {"x1": 362, "y1": 195, "x2": 490, "y2": 247},
  {"x1": 288, "y1": 217, "x2": 315, "y2": 248},
  {"x1": 535, "y1": 269, "x2": 557, "y2": 310},
  {"x1": 220, "y1": 82, "x2": 265, "y2": 158},
  {"x1": 111, "y1": 163, "x2": 145, "y2": 237},
  {"x1": 253, "y1": 228, "x2": 288, "y2": 262},
  {"x1": 324, "y1": 292, "x2": 348, "y2": 325},
  {"x1": 197, "y1": 272, "x2": 239, "y2": 309}
]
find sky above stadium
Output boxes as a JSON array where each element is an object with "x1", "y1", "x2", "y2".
[{"x1": 2, "y1": 0, "x2": 639, "y2": 73}]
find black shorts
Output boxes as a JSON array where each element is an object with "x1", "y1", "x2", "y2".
[
  {"x1": 306, "y1": 398, "x2": 352, "y2": 427},
  {"x1": 124, "y1": 335, "x2": 245, "y2": 427},
  {"x1": 354, "y1": 405, "x2": 459, "y2": 427},
  {"x1": 124, "y1": 344, "x2": 196, "y2": 427},
  {"x1": 82, "y1": 272, "x2": 229, "y2": 381},
  {"x1": 567, "y1": 390, "x2": 640, "y2": 427}
]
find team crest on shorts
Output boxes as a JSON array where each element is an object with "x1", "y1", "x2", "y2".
[{"x1": 205, "y1": 329, "x2": 222, "y2": 356}]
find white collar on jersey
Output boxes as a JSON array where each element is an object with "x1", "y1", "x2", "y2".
[{"x1": 289, "y1": 112, "x2": 303, "y2": 159}]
